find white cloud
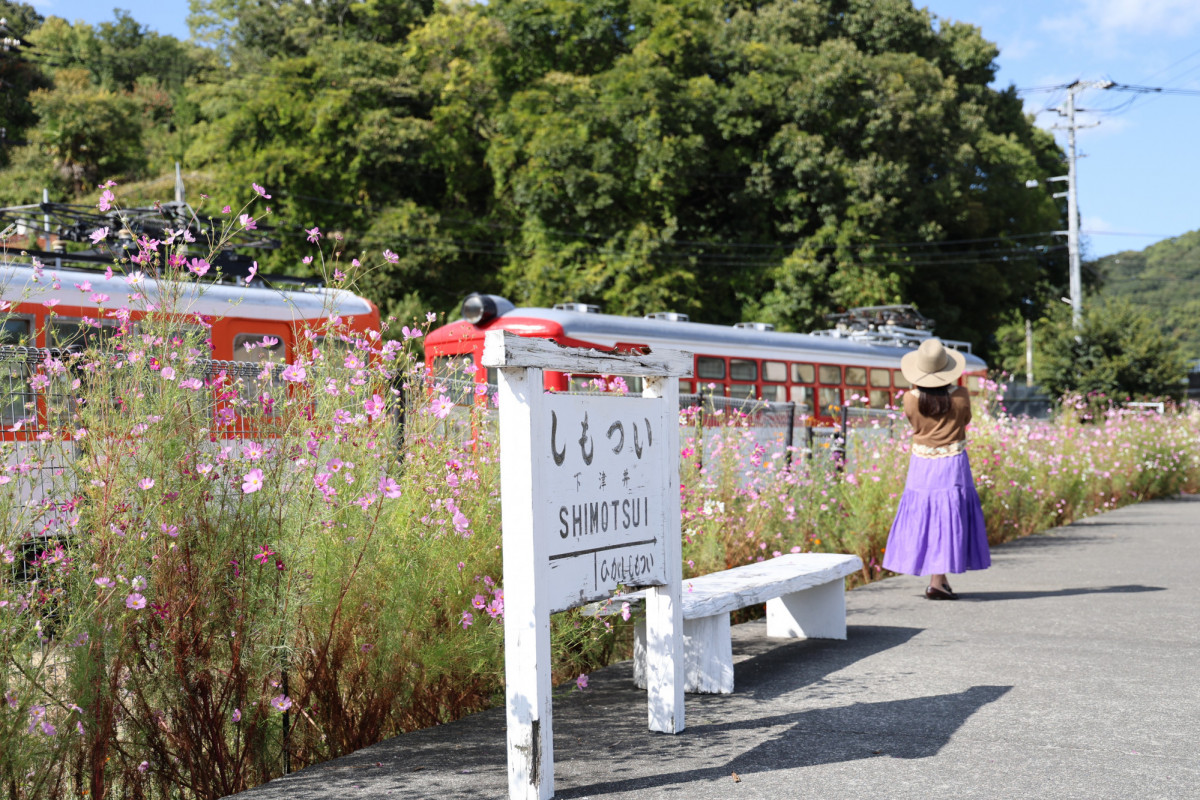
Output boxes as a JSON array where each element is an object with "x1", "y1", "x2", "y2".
[
  {"x1": 1044, "y1": 0, "x2": 1200, "y2": 42},
  {"x1": 1081, "y1": 0, "x2": 1200, "y2": 36},
  {"x1": 1081, "y1": 215, "x2": 1116, "y2": 233}
]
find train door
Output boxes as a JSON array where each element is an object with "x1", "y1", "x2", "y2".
[
  {"x1": 816, "y1": 365, "x2": 842, "y2": 419},
  {"x1": 789, "y1": 363, "x2": 815, "y2": 417}
]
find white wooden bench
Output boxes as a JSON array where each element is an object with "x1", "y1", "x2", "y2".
[{"x1": 589, "y1": 553, "x2": 862, "y2": 694}]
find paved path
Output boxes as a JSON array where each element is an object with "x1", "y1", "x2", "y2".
[{"x1": 228, "y1": 495, "x2": 1200, "y2": 800}]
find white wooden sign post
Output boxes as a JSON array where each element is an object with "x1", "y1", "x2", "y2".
[{"x1": 483, "y1": 330, "x2": 692, "y2": 800}]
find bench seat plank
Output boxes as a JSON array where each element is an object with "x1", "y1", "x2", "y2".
[
  {"x1": 614, "y1": 552, "x2": 862, "y2": 694},
  {"x1": 680, "y1": 553, "x2": 861, "y2": 619}
]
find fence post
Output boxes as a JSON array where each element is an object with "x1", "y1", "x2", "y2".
[
  {"x1": 832, "y1": 405, "x2": 848, "y2": 471},
  {"x1": 784, "y1": 401, "x2": 795, "y2": 468}
]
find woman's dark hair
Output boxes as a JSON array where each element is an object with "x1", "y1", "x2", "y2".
[{"x1": 917, "y1": 384, "x2": 953, "y2": 417}]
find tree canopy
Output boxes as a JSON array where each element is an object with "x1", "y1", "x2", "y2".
[{"x1": 0, "y1": 0, "x2": 1069, "y2": 356}]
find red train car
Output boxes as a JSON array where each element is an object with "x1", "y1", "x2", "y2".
[
  {"x1": 425, "y1": 294, "x2": 987, "y2": 424},
  {"x1": 1, "y1": 261, "x2": 378, "y2": 360}
]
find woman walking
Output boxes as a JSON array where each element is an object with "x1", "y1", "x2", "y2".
[{"x1": 883, "y1": 338, "x2": 990, "y2": 599}]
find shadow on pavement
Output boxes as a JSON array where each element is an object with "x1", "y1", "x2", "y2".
[
  {"x1": 734, "y1": 624, "x2": 923, "y2": 702},
  {"x1": 961, "y1": 584, "x2": 1165, "y2": 602},
  {"x1": 556, "y1": 685, "x2": 1012, "y2": 798}
]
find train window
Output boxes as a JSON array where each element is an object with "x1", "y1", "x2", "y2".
[
  {"x1": 967, "y1": 374, "x2": 982, "y2": 391},
  {"x1": 845, "y1": 367, "x2": 866, "y2": 386},
  {"x1": 432, "y1": 355, "x2": 476, "y2": 404},
  {"x1": 762, "y1": 384, "x2": 787, "y2": 402},
  {"x1": 893, "y1": 369, "x2": 912, "y2": 389},
  {"x1": 1, "y1": 317, "x2": 32, "y2": 345},
  {"x1": 791, "y1": 363, "x2": 815, "y2": 383},
  {"x1": 869, "y1": 368, "x2": 891, "y2": 388},
  {"x1": 730, "y1": 359, "x2": 757, "y2": 381},
  {"x1": 818, "y1": 365, "x2": 841, "y2": 385},
  {"x1": 818, "y1": 386, "x2": 841, "y2": 412},
  {"x1": 790, "y1": 385, "x2": 812, "y2": 411},
  {"x1": 48, "y1": 318, "x2": 119, "y2": 350},
  {"x1": 233, "y1": 333, "x2": 285, "y2": 363},
  {"x1": 696, "y1": 357, "x2": 725, "y2": 380},
  {"x1": 729, "y1": 384, "x2": 756, "y2": 400},
  {"x1": 679, "y1": 379, "x2": 692, "y2": 395},
  {"x1": 763, "y1": 361, "x2": 787, "y2": 382},
  {"x1": 869, "y1": 389, "x2": 889, "y2": 408}
]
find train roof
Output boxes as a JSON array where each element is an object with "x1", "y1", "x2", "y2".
[
  {"x1": 436, "y1": 303, "x2": 988, "y2": 371},
  {"x1": 1, "y1": 261, "x2": 375, "y2": 323}
]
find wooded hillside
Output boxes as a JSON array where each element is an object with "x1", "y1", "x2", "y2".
[
  {"x1": 1092, "y1": 230, "x2": 1200, "y2": 359},
  {"x1": 0, "y1": 0, "x2": 1070, "y2": 358}
]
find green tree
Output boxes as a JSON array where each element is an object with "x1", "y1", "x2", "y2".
[
  {"x1": 22, "y1": 67, "x2": 145, "y2": 194},
  {"x1": 1035, "y1": 298, "x2": 1186, "y2": 401}
]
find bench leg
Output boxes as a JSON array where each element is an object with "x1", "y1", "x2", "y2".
[
  {"x1": 766, "y1": 580, "x2": 847, "y2": 640},
  {"x1": 634, "y1": 615, "x2": 734, "y2": 694}
]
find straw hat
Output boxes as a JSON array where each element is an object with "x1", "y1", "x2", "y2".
[{"x1": 900, "y1": 338, "x2": 966, "y2": 388}]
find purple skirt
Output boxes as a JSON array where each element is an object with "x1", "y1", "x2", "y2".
[{"x1": 883, "y1": 450, "x2": 990, "y2": 576}]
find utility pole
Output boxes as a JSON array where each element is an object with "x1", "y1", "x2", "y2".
[{"x1": 1052, "y1": 80, "x2": 1113, "y2": 329}]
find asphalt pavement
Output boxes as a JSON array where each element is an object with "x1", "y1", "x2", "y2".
[{"x1": 226, "y1": 494, "x2": 1200, "y2": 800}]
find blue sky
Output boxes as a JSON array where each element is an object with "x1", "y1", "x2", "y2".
[{"x1": 28, "y1": 0, "x2": 1200, "y2": 259}]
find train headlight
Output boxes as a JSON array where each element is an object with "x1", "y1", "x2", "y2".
[{"x1": 461, "y1": 293, "x2": 513, "y2": 326}]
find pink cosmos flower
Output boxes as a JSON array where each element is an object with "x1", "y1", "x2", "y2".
[
  {"x1": 221, "y1": 205, "x2": 231, "y2": 214},
  {"x1": 138, "y1": 478, "x2": 155, "y2": 490},
  {"x1": 232, "y1": 708, "x2": 242, "y2": 723},
  {"x1": 576, "y1": 674, "x2": 589, "y2": 690},
  {"x1": 90, "y1": 227, "x2": 109, "y2": 244},
  {"x1": 378, "y1": 476, "x2": 401, "y2": 498},
  {"x1": 239, "y1": 214, "x2": 257, "y2": 230},
  {"x1": 382, "y1": 249, "x2": 399, "y2": 263},
  {"x1": 98, "y1": 189, "x2": 115, "y2": 211},
  {"x1": 621, "y1": 602, "x2": 632, "y2": 621},
  {"x1": 471, "y1": 594, "x2": 487, "y2": 610},
  {"x1": 302, "y1": 256, "x2": 313, "y2": 265},
  {"x1": 401, "y1": 326, "x2": 422, "y2": 340},
  {"x1": 364, "y1": 394, "x2": 383, "y2": 420},
  {"x1": 281, "y1": 364, "x2": 306, "y2": 382},
  {"x1": 95, "y1": 577, "x2": 114, "y2": 588},
  {"x1": 460, "y1": 611, "x2": 473, "y2": 629},
  {"x1": 160, "y1": 367, "x2": 176, "y2": 380},
  {"x1": 270, "y1": 695, "x2": 292, "y2": 713},
  {"x1": 126, "y1": 593, "x2": 147, "y2": 610},
  {"x1": 90, "y1": 293, "x2": 109, "y2": 304},
  {"x1": 75, "y1": 281, "x2": 92, "y2": 292},
  {"x1": 43, "y1": 299, "x2": 59, "y2": 308},
  {"x1": 242, "y1": 468, "x2": 264, "y2": 494},
  {"x1": 242, "y1": 441, "x2": 265, "y2": 461},
  {"x1": 253, "y1": 545, "x2": 275, "y2": 565},
  {"x1": 180, "y1": 378, "x2": 203, "y2": 390},
  {"x1": 431, "y1": 395, "x2": 454, "y2": 419},
  {"x1": 188, "y1": 258, "x2": 210, "y2": 277},
  {"x1": 306, "y1": 226, "x2": 320, "y2": 242},
  {"x1": 252, "y1": 182, "x2": 271, "y2": 198}
]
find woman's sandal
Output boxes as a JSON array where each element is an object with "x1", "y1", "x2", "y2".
[{"x1": 924, "y1": 584, "x2": 959, "y2": 601}]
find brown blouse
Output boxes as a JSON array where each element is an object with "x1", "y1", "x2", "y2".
[{"x1": 903, "y1": 386, "x2": 972, "y2": 448}]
